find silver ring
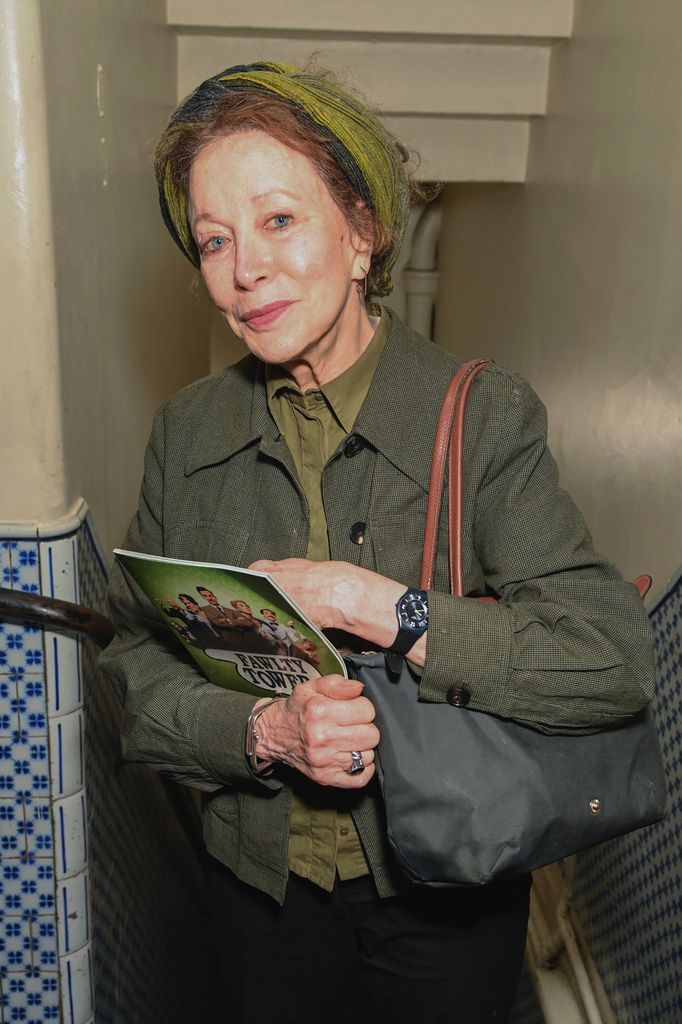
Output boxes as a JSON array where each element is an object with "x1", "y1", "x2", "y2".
[{"x1": 347, "y1": 750, "x2": 365, "y2": 775}]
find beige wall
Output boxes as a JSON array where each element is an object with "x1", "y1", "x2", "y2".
[
  {"x1": 435, "y1": 0, "x2": 682, "y2": 595},
  {"x1": 0, "y1": 0, "x2": 208, "y2": 553}
]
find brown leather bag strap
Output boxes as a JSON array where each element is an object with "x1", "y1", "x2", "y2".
[
  {"x1": 420, "y1": 359, "x2": 492, "y2": 595},
  {"x1": 420, "y1": 361, "x2": 652, "y2": 607}
]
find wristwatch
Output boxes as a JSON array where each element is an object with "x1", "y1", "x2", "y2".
[{"x1": 389, "y1": 587, "x2": 429, "y2": 656}]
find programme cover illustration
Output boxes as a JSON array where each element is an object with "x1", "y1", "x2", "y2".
[{"x1": 114, "y1": 550, "x2": 347, "y2": 698}]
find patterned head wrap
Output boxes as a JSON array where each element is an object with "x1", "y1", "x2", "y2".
[{"x1": 155, "y1": 62, "x2": 410, "y2": 297}]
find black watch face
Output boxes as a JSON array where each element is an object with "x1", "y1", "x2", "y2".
[{"x1": 398, "y1": 593, "x2": 428, "y2": 631}]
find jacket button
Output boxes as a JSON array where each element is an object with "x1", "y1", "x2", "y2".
[
  {"x1": 349, "y1": 522, "x2": 366, "y2": 545},
  {"x1": 447, "y1": 686, "x2": 471, "y2": 707},
  {"x1": 344, "y1": 434, "x2": 366, "y2": 458}
]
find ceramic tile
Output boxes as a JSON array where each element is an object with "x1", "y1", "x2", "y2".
[
  {"x1": 0, "y1": 538, "x2": 12, "y2": 581},
  {"x1": 60, "y1": 944, "x2": 94, "y2": 1024},
  {"x1": 53, "y1": 791, "x2": 87, "y2": 881},
  {"x1": 48, "y1": 711, "x2": 84, "y2": 800},
  {"x1": 12, "y1": 542, "x2": 41, "y2": 593},
  {"x1": 39, "y1": 536, "x2": 78, "y2": 604},
  {"x1": 0, "y1": 674, "x2": 19, "y2": 739},
  {"x1": 0, "y1": 907, "x2": 56, "y2": 972},
  {"x1": 57, "y1": 871, "x2": 89, "y2": 955},
  {"x1": 0, "y1": 539, "x2": 41, "y2": 596},
  {"x1": 0, "y1": 967, "x2": 61, "y2": 1020},
  {"x1": 44, "y1": 633, "x2": 82, "y2": 717},
  {"x1": 33, "y1": 914, "x2": 59, "y2": 970},
  {"x1": 0, "y1": 798, "x2": 20, "y2": 855},
  {"x1": 0, "y1": 730, "x2": 50, "y2": 802},
  {"x1": 16, "y1": 673, "x2": 48, "y2": 737},
  {"x1": 18, "y1": 799, "x2": 55, "y2": 859},
  {"x1": 1, "y1": 913, "x2": 32, "y2": 970},
  {"x1": 0, "y1": 626, "x2": 42, "y2": 672},
  {"x1": 1, "y1": 854, "x2": 55, "y2": 916},
  {"x1": 18, "y1": 674, "x2": 49, "y2": 737}
]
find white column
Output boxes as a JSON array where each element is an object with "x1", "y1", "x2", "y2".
[{"x1": 0, "y1": 0, "x2": 67, "y2": 522}]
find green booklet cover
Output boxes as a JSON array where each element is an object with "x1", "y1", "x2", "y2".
[{"x1": 114, "y1": 549, "x2": 347, "y2": 698}]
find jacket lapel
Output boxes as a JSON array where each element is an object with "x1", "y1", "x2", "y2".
[{"x1": 353, "y1": 311, "x2": 462, "y2": 492}]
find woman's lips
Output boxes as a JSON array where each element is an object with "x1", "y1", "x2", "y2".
[{"x1": 240, "y1": 300, "x2": 295, "y2": 329}]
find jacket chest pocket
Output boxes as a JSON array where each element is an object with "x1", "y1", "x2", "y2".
[
  {"x1": 369, "y1": 514, "x2": 442, "y2": 589},
  {"x1": 164, "y1": 519, "x2": 249, "y2": 567},
  {"x1": 370, "y1": 513, "x2": 485, "y2": 595}
]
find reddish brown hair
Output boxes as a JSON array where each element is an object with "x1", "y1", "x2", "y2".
[{"x1": 158, "y1": 89, "x2": 390, "y2": 258}]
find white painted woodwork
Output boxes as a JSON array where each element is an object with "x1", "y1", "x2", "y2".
[
  {"x1": 167, "y1": 0, "x2": 574, "y2": 40},
  {"x1": 178, "y1": 35, "x2": 550, "y2": 116},
  {"x1": 382, "y1": 117, "x2": 529, "y2": 182}
]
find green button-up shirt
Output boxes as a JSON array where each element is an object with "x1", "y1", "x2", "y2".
[{"x1": 266, "y1": 313, "x2": 389, "y2": 890}]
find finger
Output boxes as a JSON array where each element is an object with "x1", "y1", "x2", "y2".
[
  {"x1": 307, "y1": 720, "x2": 376, "y2": 753},
  {"x1": 248, "y1": 559, "x2": 277, "y2": 572},
  {"x1": 249, "y1": 558, "x2": 308, "y2": 572},
  {"x1": 305, "y1": 695, "x2": 377, "y2": 732},
  {"x1": 339, "y1": 748, "x2": 375, "y2": 772},
  {"x1": 314, "y1": 675, "x2": 364, "y2": 700},
  {"x1": 334, "y1": 759, "x2": 376, "y2": 790}
]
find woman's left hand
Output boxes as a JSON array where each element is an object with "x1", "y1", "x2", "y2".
[
  {"x1": 248, "y1": 558, "x2": 425, "y2": 664},
  {"x1": 248, "y1": 558, "x2": 367, "y2": 630}
]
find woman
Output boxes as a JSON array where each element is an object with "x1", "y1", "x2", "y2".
[{"x1": 101, "y1": 62, "x2": 655, "y2": 1023}]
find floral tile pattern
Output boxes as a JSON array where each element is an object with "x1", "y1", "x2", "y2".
[
  {"x1": 0, "y1": 535, "x2": 61, "y2": 1023},
  {"x1": 1, "y1": 512, "x2": 214, "y2": 1021}
]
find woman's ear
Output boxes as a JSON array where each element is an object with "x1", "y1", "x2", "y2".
[
  {"x1": 350, "y1": 232, "x2": 373, "y2": 287},
  {"x1": 349, "y1": 196, "x2": 374, "y2": 285}
]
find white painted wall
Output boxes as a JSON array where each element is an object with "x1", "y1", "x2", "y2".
[
  {"x1": 1, "y1": 2, "x2": 67, "y2": 522},
  {"x1": 435, "y1": 0, "x2": 682, "y2": 594},
  {"x1": 0, "y1": 0, "x2": 208, "y2": 553}
]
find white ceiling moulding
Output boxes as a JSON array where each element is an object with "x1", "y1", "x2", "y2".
[
  {"x1": 167, "y1": 0, "x2": 575, "y2": 40},
  {"x1": 177, "y1": 36, "x2": 550, "y2": 117}
]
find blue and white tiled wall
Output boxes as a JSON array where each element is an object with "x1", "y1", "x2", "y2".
[
  {"x1": 1, "y1": 529, "x2": 84, "y2": 1022},
  {"x1": 1, "y1": 504, "x2": 214, "y2": 1023},
  {"x1": 571, "y1": 569, "x2": 682, "y2": 1023}
]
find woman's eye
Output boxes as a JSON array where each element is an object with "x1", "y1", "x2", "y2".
[
  {"x1": 203, "y1": 236, "x2": 227, "y2": 254},
  {"x1": 270, "y1": 214, "x2": 292, "y2": 229}
]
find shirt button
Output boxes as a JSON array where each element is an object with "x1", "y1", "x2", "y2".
[
  {"x1": 339, "y1": 826, "x2": 349, "y2": 836},
  {"x1": 349, "y1": 522, "x2": 366, "y2": 545},
  {"x1": 344, "y1": 434, "x2": 366, "y2": 458},
  {"x1": 446, "y1": 686, "x2": 471, "y2": 707}
]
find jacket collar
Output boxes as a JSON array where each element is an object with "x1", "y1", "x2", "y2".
[
  {"x1": 184, "y1": 356, "x2": 275, "y2": 475},
  {"x1": 185, "y1": 309, "x2": 459, "y2": 489},
  {"x1": 354, "y1": 309, "x2": 459, "y2": 491}
]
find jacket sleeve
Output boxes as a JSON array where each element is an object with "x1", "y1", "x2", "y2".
[
  {"x1": 418, "y1": 373, "x2": 656, "y2": 734},
  {"x1": 98, "y1": 403, "x2": 281, "y2": 791}
]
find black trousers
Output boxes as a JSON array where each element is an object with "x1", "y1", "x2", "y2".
[{"x1": 209, "y1": 859, "x2": 531, "y2": 1024}]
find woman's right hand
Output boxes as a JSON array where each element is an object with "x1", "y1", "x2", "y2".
[{"x1": 254, "y1": 676, "x2": 379, "y2": 788}]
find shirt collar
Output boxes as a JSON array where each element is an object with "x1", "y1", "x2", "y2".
[
  {"x1": 265, "y1": 310, "x2": 389, "y2": 432},
  {"x1": 185, "y1": 309, "x2": 460, "y2": 492}
]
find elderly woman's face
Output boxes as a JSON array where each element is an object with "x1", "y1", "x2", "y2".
[{"x1": 188, "y1": 131, "x2": 372, "y2": 387}]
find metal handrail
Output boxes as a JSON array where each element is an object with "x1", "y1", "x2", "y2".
[
  {"x1": 0, "y1": 585, "x2": 205, "y2": 862},
  {"x1": 0, "y1": 586, "x2": 115, "y2": 647}
]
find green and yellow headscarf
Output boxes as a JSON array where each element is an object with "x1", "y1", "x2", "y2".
[{"x1": 155, "y1": 62, "x2": 410, "y2": 297}]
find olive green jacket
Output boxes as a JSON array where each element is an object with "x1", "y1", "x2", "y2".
[{"x1": 99, "y1": 311, "x2": 655, "y2": 903}]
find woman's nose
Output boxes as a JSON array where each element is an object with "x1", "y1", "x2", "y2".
[{"x1": 233, "y1": 236, "x2": 270, "y2": 289}]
